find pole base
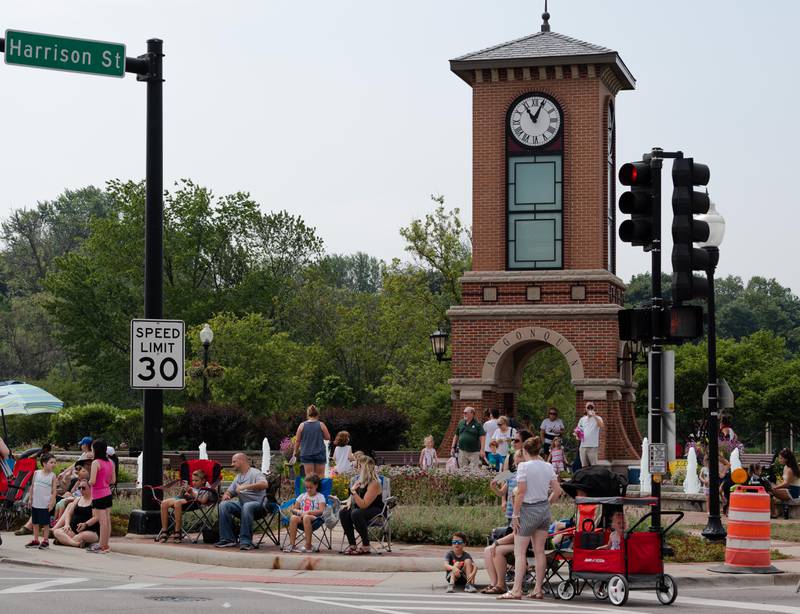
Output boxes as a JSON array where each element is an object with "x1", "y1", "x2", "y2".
[
  {"x1": 701, "y1": 517, "x2": 727, "y2": 542},
  {"x1": 709, "y1": 564, "x2": 783, "y2": 574},
  {"x1": 127, "y1": 509, "x2": 162, "y2": 535}
]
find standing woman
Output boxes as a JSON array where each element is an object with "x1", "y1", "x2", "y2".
[
  {"x1": 772, "y1": 448, "x2": 800, "y2": 519},
  {"x1": 293, "y1": 405, "x2": 331, "y2": 477},
  {"x1": 87, "y1": 439, "x2": 115, "y2": 553},
  {"x1": 498, "y1": 436, "x2": 562, "y2": 601}
]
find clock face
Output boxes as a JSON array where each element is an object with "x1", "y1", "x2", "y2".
[{"x1": 509, "y1": 94, "x2": 562, "y2": 147}]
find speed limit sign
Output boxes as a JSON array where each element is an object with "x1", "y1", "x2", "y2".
[{"x1": 130, "y1": 319, "x2": 185, "y2": 389}]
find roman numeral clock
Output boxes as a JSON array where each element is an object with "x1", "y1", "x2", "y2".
[
  {"x1": 443, "y1": 12, "x2": 644, "y2": 468},
  {"x1": 507, "y1": 93, "x2": 564, "y2": 269}
]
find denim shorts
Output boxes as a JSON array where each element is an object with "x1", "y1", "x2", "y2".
[{"x1": 300, "y1": 455, "x2": 326, "y2": 465}]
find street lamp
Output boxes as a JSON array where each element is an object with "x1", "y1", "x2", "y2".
[
  {"x1": 199, "y1": 323, "x2": 214, "y2": 403},
  {"x1": 697, "y1": 198, "x2": 727, "y2": 542},
  {"x1": 429, "y1": 329, "x2": 451, "y2": 363}
]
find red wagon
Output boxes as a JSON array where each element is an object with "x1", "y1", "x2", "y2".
[{"x1": 556, "y1": 496, "x2": 683, "y2": 606}]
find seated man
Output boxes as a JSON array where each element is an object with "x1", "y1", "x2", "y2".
[{"x1": 215, "y1": 453, "x2": 268, "y2": 551}]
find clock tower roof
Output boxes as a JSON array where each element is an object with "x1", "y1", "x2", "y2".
[{"x1": 450, "y1": 30, "x2": 635, "y2": 90}]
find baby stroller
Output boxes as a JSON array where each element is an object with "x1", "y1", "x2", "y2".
[{"x1": 556, "y1": 495, "x2": 683, "y2": 606}]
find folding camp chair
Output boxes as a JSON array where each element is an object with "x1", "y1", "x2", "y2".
[
  {"x1": 0, "y1": 457, "x2": 37, "y2": 531},
  {"x1": 280, "y1": 476, "x2": 337, "y2": 551},
  {"x1": 338, "y1": 476, "x2": 395, "y2": 553},
  {"x1": 253, "y1": 471, "x2": 282, "y2": 548},
  {"x1": 146, "y1": 459, "x2": 221, "y2": 543}
]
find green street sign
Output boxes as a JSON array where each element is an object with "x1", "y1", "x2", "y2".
[{"x1": 4, "y1": 29, "x2": 126, "y2": 78}]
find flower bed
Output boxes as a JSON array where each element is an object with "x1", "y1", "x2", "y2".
[{"x1": 379, "y1": 465, "x2": 496, "y2": 506}]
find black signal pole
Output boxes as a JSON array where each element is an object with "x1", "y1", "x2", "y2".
[
  {"x1": 128, "y1": 39, "x2": 164, "y2": 534},
  {"x1": 648, "y1": 149, "x2": 663, "y2": 533}
]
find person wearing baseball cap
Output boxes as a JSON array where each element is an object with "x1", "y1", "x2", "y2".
[{"x1": 78, "y1": 437, "x2": 93, "y2": 460}]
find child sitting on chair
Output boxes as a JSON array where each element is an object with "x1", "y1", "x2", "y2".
[
  {"x1": 158, "y1": 469, "x2": 210, "y2": 543},
  {"x1": 284, "y1": 473, "x2": 326, "y2": 553}
]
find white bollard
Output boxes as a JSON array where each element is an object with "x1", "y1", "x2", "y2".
[
  {"x1": 640, "y1": 437, "x2": 651, "y2": 495},
  {"x1": 199, "y1": 441, "x2": 208, "y2": 460},
  {"x1": 683, "y1": 446, "x2": 701, "y2": 494},
  {"x1": 261, "y1": 437, "x2": 271, "y2": 474}
]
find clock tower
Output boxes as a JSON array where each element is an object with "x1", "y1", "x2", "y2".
[{"x1": 446, "y1": 12, "x2": 642, "y2": 463}]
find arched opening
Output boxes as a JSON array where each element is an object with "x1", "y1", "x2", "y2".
[{"x1": 517, "y1": 345, "x2": 576, "y2": 453}]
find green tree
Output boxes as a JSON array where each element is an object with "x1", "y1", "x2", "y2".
[
  {"x1": 45, "y1": 179, "x2": 323, "y2": 405},
  {"x1": 317, "y1": 252, "x2": 383, "y2": 294},
  {"x1": 517, "y1": 347, "x2": 575, "y2": 433},
  {"x1": 314, "y1": 375, "x2": 356, "y2": 408},
  {"x1": 186, "y1": 313, "x2": 322, "y2": 416},
  {"x1": 1, "y1": 186, "x2": 112, "y2": 295},
  {"x1": 399, "y1": 195, "x2": 471, "y2": 317}
]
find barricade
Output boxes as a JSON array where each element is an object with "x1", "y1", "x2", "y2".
[{"x1": 710, "y1": 485, "x2": 782, "y2": 574}]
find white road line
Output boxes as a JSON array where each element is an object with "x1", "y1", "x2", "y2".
[
  {"x1": 0, "y1": 577, "x2": 88, "y2": 593},
  {"x1": 242, "y1": 586, "x2": 411, "y2": 614},
  {"x1": 105, "y1": 583, "x2": 159, "y2": 590},
  {"x1": 631, "y1": 591, "x2": 800, "y2": 613},
  {"x1": 243, "y1": 587, "x2": 647, "y2": 614}
]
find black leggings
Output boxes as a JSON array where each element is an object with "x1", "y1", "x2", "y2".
[{"x1": 340, "y1": 506, "x2": 382, "y2": 546}]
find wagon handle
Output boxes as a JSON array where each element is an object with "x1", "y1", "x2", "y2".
[{"x1": 625, "y1": 510, "x2": 684, "y2": 537}]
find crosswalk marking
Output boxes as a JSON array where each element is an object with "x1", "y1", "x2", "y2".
[
  {"x1": 0, "y1": 577, "x2": 89, "y2": 593},
  {"x1": 630, "y1": 591, "x2": 800, "y2": 613}
]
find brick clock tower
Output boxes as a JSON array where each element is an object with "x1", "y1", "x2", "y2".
[{"x1": 445, "y1": 13, "x2": 642, "y2": 464}]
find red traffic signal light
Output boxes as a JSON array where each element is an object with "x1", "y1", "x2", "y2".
[{"x1": 619, "y1": 162, "x2": 651, "y2": 186}]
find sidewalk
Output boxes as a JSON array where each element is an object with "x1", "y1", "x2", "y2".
[{"x1": 4, "y1": 529, "x2": 800, "y2": 587}]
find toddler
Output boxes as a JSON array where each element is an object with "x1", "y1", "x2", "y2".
[
  {"x1": 486, "y1": 439, "x2": 504, "y2": 471},
  {"x1": 599, "y1": 511, "x2": 626, "y2": 550},
  {"x1": 547, "y1": 436, "x2": 566, "y2": 475},
  {"x1": 333, "y1": 431, "x2": 354, "y2": 474},
  {"x1": 419, "y1": 435, "x2": 438, "y2": 470}
]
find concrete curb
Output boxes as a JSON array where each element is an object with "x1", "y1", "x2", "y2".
[
  {"x1": 112, "y1": 541, "x2": 447, "y2": 573},
  {"x1": 674, "y1": 571, "x2": 800, "y2": 588}
]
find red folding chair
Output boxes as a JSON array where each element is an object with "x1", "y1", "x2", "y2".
[
  {"x1": 144, "y1": 459, "x2": 221, "y2": 543},
  {"x1": 0, "y1": 457, "x2": 37, "y2": 530}
]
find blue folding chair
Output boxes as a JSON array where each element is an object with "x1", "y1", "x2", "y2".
[{"x1": 280, "y1": 476, "x2": 338, "y2": 551}]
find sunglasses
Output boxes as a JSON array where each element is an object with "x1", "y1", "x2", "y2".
[
  {"x1": 513, "y1": 438, "x2": 522, "y2": 443},
  {"x1": 451, "y1": 540, "x2": 465, "y2": 545},
  {"x1": 79, "y1": 486, "x2": 88, "y2": 490}
]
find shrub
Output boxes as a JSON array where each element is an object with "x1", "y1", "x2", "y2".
[
  {"x1": 48, "y1": 403, "x2": 119, "y2": 447},
  {"x1": 322, "y1": 406, "x2": 410, "y2": 456},
  {"x1": 181, "y1": 402, "x2": 249, "y2": 449},
  {"x1": 246, "y1": 410, "x2": 303, "y2": 450},
  {"x1": 392, "y1": 505, "x2": 506, "y2": 546},
  {"x1": 114, "y1": 405, "x2": 187, "y2": 452},
  {"x1": 380, "y1": 466, "x2": 496, "y2": 506},
  {"x1": 4, "y1": 414, "x2": 52, "y2": 447}
]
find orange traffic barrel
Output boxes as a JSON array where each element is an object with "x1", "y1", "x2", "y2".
[{"x1": 710, "y1": 485, "x2": 782, "y2": 574}]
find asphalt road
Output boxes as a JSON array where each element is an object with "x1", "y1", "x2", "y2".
[{"x1": 0, "y1": 563, "x2": 798, "y2": 613}]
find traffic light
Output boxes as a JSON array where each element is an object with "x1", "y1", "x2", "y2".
[
  {"x1": 618, "y1": 161, "x2": 657, "y2": 248},
  {"x1": 671, "y1": 158, "x2": 710, "y2": 302}
]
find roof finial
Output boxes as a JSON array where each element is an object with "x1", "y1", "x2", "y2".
[{"x1": 541, "y1": 0, "x2": 551, "y2": 32}]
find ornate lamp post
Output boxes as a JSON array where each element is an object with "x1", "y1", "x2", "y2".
[
  {"x1": 697, "y1": 199, "x2": 727, "y2": 542},
  {"x1": 199, "y1": 323, "x2": 214, "y2": 403},
  {"x1": 429, "y1": 329, "x2": 452, "y2": 363}
]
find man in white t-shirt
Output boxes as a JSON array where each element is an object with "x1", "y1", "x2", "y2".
[
  {"x1": 483, "y1": 408, "x2": 500, "y2": 455},
  {"x1": 577, "y1": 402, "x2": 604, "y2": 467}
]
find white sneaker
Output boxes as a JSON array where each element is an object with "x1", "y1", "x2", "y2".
[
  {"x1": 300, "y1": 546, "x2": 312, "y2": 553},
  {"x1": 446, "y1": 585, "x2": 455, "y2": 593},
  {"x1": 282, "y1": 545, "x2": 294, "y2": 553},
  {"x1": 464, "y1": 583, "x2": 477, "y2": 593}
]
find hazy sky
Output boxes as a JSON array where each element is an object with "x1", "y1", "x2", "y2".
[{"x1": 2, "y1": 1, "x2": 798, "y2": 292}]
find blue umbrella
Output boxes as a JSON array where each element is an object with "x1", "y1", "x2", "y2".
[{"x1": 0, "y1": 380, "x2": 63, "y2": 442}]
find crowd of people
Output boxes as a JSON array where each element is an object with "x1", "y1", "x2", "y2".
[{"x1": 0, "y1": 435, "x2": 116, "y2": 553}]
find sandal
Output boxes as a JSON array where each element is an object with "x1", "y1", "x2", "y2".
[
  {"x1": 343, "y1": 546, "x2": 359, "y2": 555},
  {"x1": 354, "y1": 547, "x2": 371, "y2": 555},
  {"x1": 527, "y1": 592, "x2": 544, "y2": 600},
  {"x1": 496, "y1": 592, "x2": 522, "y2": 600},
  {"x1": 157, "y1": 532, "x2": 170, "y2": 543},
  {"x1": 482, "y1": 586, "x2": 506, "y2": 595},
  {"x1": 173, "y1": 534, "x2": 183, "y2": 543}
]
